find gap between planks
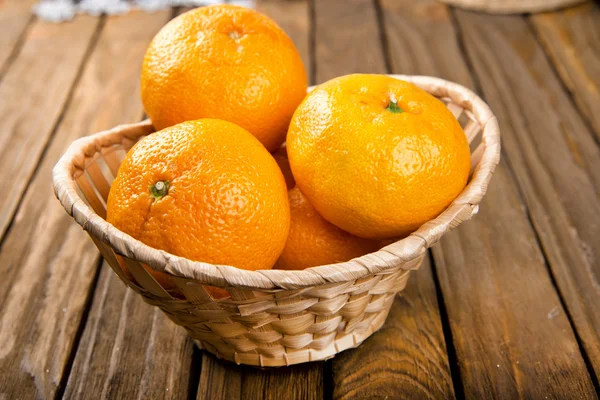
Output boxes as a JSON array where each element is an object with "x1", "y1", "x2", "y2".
[
  {"x1": 0, "y1": 15, "x2": 105, "y2": 248},
  {"x1": 452, "y1": 6, "x2": 600, "y2": 395},
  {"x1": 0, "y1": 0, "x2": 37, "y2": 80},
  {"x1": 0, "y1": 10, "x2": 176, "y2": 399},
  {"x1": 314, "y1": 1, "x2": 456, "y2": 399},
  {"x1": 528, "y1": 3, "x2": 600, "y2": 144},
  {"x1": 382, "y1": 0, "x2": 596, "y2": 398}
]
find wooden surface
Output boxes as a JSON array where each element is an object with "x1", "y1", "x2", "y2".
[
  {"x1": 0, "y1": 0, "x2": 35, "y2": 77},
  {"x1": 531, "y1": 3, "x2": 600, "y2": 141},
  {"x1": 0, "y1": 0, "x2": 599, "y2": 399},
  {"x1": 455, "y1": 10, "x2": 600, "y2": 387}
]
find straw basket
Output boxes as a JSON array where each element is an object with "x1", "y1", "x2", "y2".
[
  {"x1": 438, "y1": 0, "x2": 586, "y2": 14},
  {"x1": 53, "y1": 75, "x2": 500, "y2": 367}
]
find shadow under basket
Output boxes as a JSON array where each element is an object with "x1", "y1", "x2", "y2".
[{"x1": 52, "y1": 75, "x2": 501, "y2": 367}]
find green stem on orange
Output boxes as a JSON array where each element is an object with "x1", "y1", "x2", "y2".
[
  {"x1": 386, "y1": 99, "x2": 404, "y2": 114},
  {"x1": 149, "y1": 181, "x2": 170, "y2": 200}
]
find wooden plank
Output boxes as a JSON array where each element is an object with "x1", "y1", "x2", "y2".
[
  {"x1": 380, "y1": 1, "x2": 596, "y2": 397},
  {"x1": 332, "y1": 256, "x2": 455, "y2": 399},
  {"x1": 456, "y1": 10, "x2": 600, "y2": 384},
  {"x1": 0, "y1": 10, "x2": 171, "y2": 399},
  {"x1": 313, "y1": 1, "x2": 456, "y2": 398},
  {"x1": 197, "y1": 354, "x2": 323, "y2": 400},
  {"x1": 0, "y1": 16, "x2": 101, "y2": 243},
  {"x1": 531, "y1": 2, "x2": 600, "y2": 141},
  {"x1": 63, "y1": 264, "x2": 195, "y2": 399},
  {"x1": 313, "y1": 0, "x2": 387, "y2": 83},
  {"x1": 380, "y1": 0, "x2": 472, "y2": 88},
  {"x1": 0, "y1": 0, "x2": 36, "y2": 77},
  {"x1": 256, "y1": 0, "x2": 312, "y2": 84},
  {"x1": 192, "y1": 2, "x2": 323, "y2": 398},
  {"x1": 433, "y1": 159, "x2": 596, "y2": 398},
  {"x1": 197, "y1": 355, "x2": 242, "y2": 400}
]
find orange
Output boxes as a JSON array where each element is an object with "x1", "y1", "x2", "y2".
[
  {"x1": 272, "y1": 146, "x2": 295, "y2": 189},
  {"x1": 275, "y1": 187, "x2": 381, "y2": 271},
  {"x1": 287, "y1": 74, "x2": 471, "y2": 239},
  {"x1": 140, "y1": 4, "x2": 307, "y2": 152},
  {"x1": 106, "y1": 119, "x2": 290, "y2": 289}
]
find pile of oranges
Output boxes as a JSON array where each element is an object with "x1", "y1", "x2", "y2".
[{"x1": 106, "y1": 5, "x2": 471, "y2": 295}]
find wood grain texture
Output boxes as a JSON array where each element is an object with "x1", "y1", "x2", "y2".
[
  {"x1": 197, "y1": 354, "x2": 323, "y2": 400},
  {"x1": 0, "y1": 11, "x2": 169, "y2": 399},
  {"x1": 531, "y1": 2, "x2": 600, "y2": 141},
  {"x1": 332, "y1": 256, "x2": 455, "y2": 400},
  {"x1": 456, "y1": 10, "x2": 600, "y2": 383},
  {"x1": 0, "y1": 0, "x2": 35, "y2": 77},
  {"x1": 0, "y1": 16, "x2": 101, "y2": 244},
  {"x1": 380, "y1": 0, "x2": 472, "y2": 88},
  {"x1": 256, "y1": 0, "x2": 312, "y2": 83},
  {"x1": 313, "y1": 0, "x2": 387, "y2": 83},
  {"x1": 63, "y1": 264, "x2": 195, "y2": 399},
  {"x1": 382, "y1": 1, "x2": 597, "y2": 397},
  {"x1": 433, "y1": 160, "x2": 596, "y2": 399},
  {"x1": 314, "y1": 1, "x2": 455, "y2": 398}
]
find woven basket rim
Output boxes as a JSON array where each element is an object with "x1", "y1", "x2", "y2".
[
  {"x1": 438, "y1": 0, "x2": 586, "y2": 14},
  {"x1": 52, "y1": 74, "x2": 501, "y2": 291}
]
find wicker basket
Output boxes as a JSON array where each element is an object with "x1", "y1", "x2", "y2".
[
  {"x1": 53, "y1": 75, "x2": 500, "y2": 367},
  {"x1": 438, "y1": 0, "x2": 586, "y2": 14}
]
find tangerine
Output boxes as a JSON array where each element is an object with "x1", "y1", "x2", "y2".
[
  {"x1": 141, "y1": 4, "x2": 307, "y2": 151},
  {"x1": 287, "y1": 74, "x2": 471, "y2": 239},
  {"x1": 106, "y1": 119, "x2": 290, "y2": 288}
]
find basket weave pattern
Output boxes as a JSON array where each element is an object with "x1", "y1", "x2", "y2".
[{"x1": 53, "y1": 75, "x2": 500, "y2": 366}]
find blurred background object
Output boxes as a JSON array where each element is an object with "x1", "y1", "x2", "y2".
[
  {"x1": 33, "y1": 0, "x2": 256, "y2": 22},
  {"x1": 438, "y1": 0, "x2": 586, "y2": 14},
  {"x1": 32, "y1": 0, "x2": 591, "y2": 23}
]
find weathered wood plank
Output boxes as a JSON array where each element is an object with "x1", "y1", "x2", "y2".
[
  {"x1": 381, "y1": 0, "x2": 472, "y2": 88},
  {"x1": 193, "y1": 2, "x2": 323, "y2": 399},
  {"x1": 313, "y1": 0, "x2": 386, "y2": 83},
  {"x1": 531, "y1": 2, "x2": 600, "y2": 141},
  {"x1": 256, "y1": 0, "x2": 312, "y2": 84},
  {"x1": 0, "y1": 16, "x2": 101, "y2": 243},
  {"x1": 313, "y1": 1, "x2": 456, "y2": 398},
  {"x1": 197, "y1": 354, "x2": 323, "y2": 400},
  {"x1": 456, "y1": 10, "x2": 600, "y2": 384},
  {"x1": 433, "y1": 160, "x2": 596, "y2": 398},
  {"x1": 197, "y1": 355, "x2": 242, "y2": 400},
  {"x1": 332, "y1": 256, "x2": 455, "y2": 399},
  {"x1": 63, "y1": 264, "x2": 195, "y2": 399},
  {"x1": 0, "y1": 11, "x2": 170, "y2": 399},
  {"x1": 381, "y1": 1, "x2": 597, "y2": 397},
  {"x1": 0, "y1": 0, "x2": 36, "y2": 77}
]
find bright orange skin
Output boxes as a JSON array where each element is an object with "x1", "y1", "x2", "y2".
[
  {"x1": 287, "y1": 74, "x2": 471, "y2": 239},
  {"x1": 275, "y1": 188, "x2": 381, "y2": 270},
  {"x1": 106, "y1": 119, "x2": 290, "y2": 288},
  {"x1": 141, "y1": 5, "x2": 307, "y2": 152}
]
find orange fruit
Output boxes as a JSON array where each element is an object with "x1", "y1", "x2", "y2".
[
  {"x1": 140, "y1": 4, "x2": 307, "y2": 152},
  {"x1": 272, "y1": 146, "x2": 295, "y2": 189},
  {"x1": 275, "y1": 187, "x2": 381, "y2": 271},
  {"x1": 287, "y1": 74, "x2": 471, "y2": 239},
  {"x1": 106, "y1": 119, "x2": 290, "y2": 289}
]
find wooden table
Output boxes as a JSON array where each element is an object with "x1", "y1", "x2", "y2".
[{"x1": 1, "y1": 0, "x2": 599, "y2": 398}]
